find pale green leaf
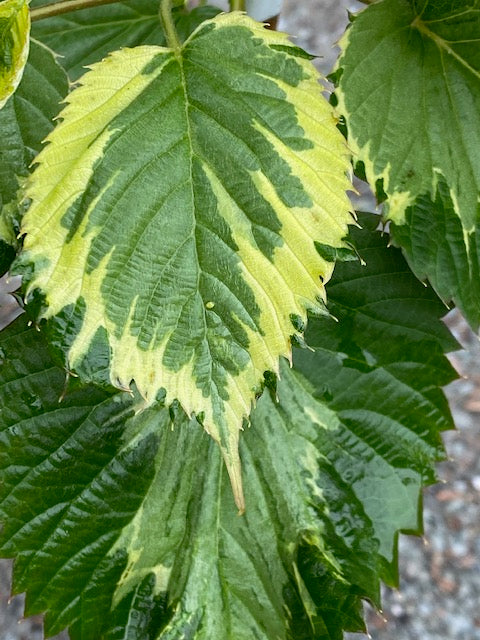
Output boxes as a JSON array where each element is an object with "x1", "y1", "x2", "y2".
[
  {"x1": 0, "y1": 217, "x2": 457, "y2": 639},
  {"x1": 334, "y1": 0, "x2": 480, "y2": 328},
  {"x1": 0, "y1": 0, "x2": 30, "y2": 109},
  {"x1": 16, "y1": 14, "x2": 352, "y2": 510}
]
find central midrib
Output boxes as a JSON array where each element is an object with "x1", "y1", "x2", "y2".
[{"x1": 412, "y1": 13, "x2": 480, "y2": 80}]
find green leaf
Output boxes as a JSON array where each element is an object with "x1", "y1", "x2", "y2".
[
  {"x1": 1, "y1": 216, "x2": 457, "y2": 640},
  {"x1": 0, "y1": 317, "x2": 143, "y2": 638},
  {"x1": 0, "y1": 38, "x2": 68, "y2": 229},
  {"x1": 0, "y1": 38, "x2": 68, "y2": 276},
  {"x1": 334, "y1": 0, "x2": 480, "y2": 328},
  {"x1": 0, "y1": 238, "x2": 15, "y2": 275},
  {"x1": 16, "y1": 14, "x2": 353, "y2": 510},
  {"x1": 0, "y1": 0, "x2": 30, "y2": 108},
  {"x1": 391, "y1": 178, "x2": 480, "y2": 325},
  {"x1": 31, "y1": 0, "x2": 221, "y2": 81},
  {"x1": 174, "y1": 5, "x2": 223, "y2": 42},
  {"x1": 0, "y1": 316, "x2": 364, "y2": 640},
  {"x1": 297, "y1": 212, "x2": 458, "y2": 582}
]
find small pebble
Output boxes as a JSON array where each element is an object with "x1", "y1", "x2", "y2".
[{"x1": 471, "y1": 476, "x2": 480, "y2": 491}]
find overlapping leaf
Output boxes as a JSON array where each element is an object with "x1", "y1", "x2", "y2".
[
  {"x1": 0, "y1": 38, "x2": 68, "y2": 246},
  {"x1": 0, "y1": 315, "x2": 366, "y2": 640},
  {"x1": 294, "y1": 214, "x2": 457, "y2": 583},
  {"x1": 16, "y1": 14, "x2": 352, "y2": 509},
  {"x1": 0, "y1": 216, "x2": 457, "y2": 640},
  {"x1": 0, "y1": 0, "x2": 30, "y2": 108},
  {"x1": 0, "y1": 239, "x2": 14, "y2": 275},
  {"x1": 31, "y1": 0, "x2": 221, "y2": 80},
  {"x1": 334, "y1": 0, "x2": 480, "y2": 329}
]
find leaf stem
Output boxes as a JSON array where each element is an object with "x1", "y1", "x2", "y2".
[
  {"x1": 30, "y1": 0, "x2": 124, "y2": 21},
  {"x1": 229, "y1": 0, "x2": 245, "y2": 10},
  {"x1": 159, "y1": 0, "x2": 181, "y2": 51}
]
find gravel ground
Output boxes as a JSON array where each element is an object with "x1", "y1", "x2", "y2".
[{"x1": 1, "y1": 1, "x2": 479, "y2": 639}]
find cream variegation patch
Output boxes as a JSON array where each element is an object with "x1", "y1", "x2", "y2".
[
  {"x1": 0, "y1": 0, "x2": 30, "y2": 109},
  {"x1": 18, "y1": 14, "x2": 352, "y2": 511}
]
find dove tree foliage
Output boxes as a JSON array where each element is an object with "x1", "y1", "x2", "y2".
[{"x1": 0, "y1": 0, "x2": 477, "y2": 638}]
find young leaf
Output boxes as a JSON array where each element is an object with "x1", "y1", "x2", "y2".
[
  {"x1": 16, "y1": 14, "x2": 353, "y2": 510},
  {"x1": 0, "y1": 39, "x2": 68, "y2": 219},
  {"x1": 334, "y1": 0, "x2": 480, "y2": 329},
  {"x1": 0, "y1": 0, "x2": 30, "y2": 108},
  {"x1": 31, "y1": 0, "x2": 221, "y2": 81},
  {"x1": 0, "y1": 216, "x2": 457, "y2": 640}
]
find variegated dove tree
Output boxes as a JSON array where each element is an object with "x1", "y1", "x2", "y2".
[{"x1": 0, "y1": 0, "x2": 477, "y2": 638}]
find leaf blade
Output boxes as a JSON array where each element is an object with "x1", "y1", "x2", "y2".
[
  {"x1": 0, "y1": 38, "x2": 68, "y2": 239},
  {"x1": 334, "y1": 0, "x2": 480, "y2": 328},
  {"x1": 17, "y1": 15, "x2": 353, "y2": 509},
  {"x1": 30, "y1": 0, "x2": 222, "y2": 81},
  {"x1": 0, "y1": 0, "x2": 30, "y2": 109},
  {"x1": 1, "y1": 216, "x2": 457, "y2": 639}
]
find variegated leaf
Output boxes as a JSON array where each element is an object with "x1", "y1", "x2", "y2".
[
  {"x1": 0, "y1": 38, "x2": 68, "y2": 248},
  {"x1": 0, "y1": 217, "x2": 457, "y2": 640},
  {"x1": 0, "y1": 0, "x2": 30, "y2": 109},
  {"x1": 334, "y1": 0, "x2": 480, "y2": 329},
  {"x1": 17, "y1": 14, "x2": 352, "y2": 510}
]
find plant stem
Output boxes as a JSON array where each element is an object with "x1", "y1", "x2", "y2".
[
  {"x1": 229, "y1": 0, "x2": 246, "y2": 10},
  {"x1": 159, "y1": 0, "x2": 181, "y2": 51},
  {"x1": 30, "y1": 0, "x2": 124, "y2": 21}
]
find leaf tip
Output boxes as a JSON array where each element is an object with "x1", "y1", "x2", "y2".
[{"x1": 222, "y1": 445, "x2": 245, "y2": 514}]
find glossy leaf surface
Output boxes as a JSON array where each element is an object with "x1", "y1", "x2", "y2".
[{"x1": 0, "y1": 216, "x2": 457, "y2": 640}]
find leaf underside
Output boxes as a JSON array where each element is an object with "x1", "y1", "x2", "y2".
[
  {"x1": 0, "y1": 215, "x2": 457, "y2": 640},
  {"x1": 335, "y1": 0, "x2": 480, "y2": 329},
  {"x1": 0, "y1": 0, "x2": 30, "y2": 109},
  {"x1": 16, "y1": 14, "x2": 352, "y2": 509}
]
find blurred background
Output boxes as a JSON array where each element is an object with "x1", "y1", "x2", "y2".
[{"x1": 1, "y1": 1, "x2": 479, "y2": 638}]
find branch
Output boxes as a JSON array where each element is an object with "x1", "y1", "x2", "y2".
[
  {"x1": 230, "y1": 0, "x2": 246, "y2": 10},
  {"x1": 159, "y1": 0, "x2": 180, "y2": 50},
  {"x1": 31, "y1": 0, "x2": 125, "y2": 21}
]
